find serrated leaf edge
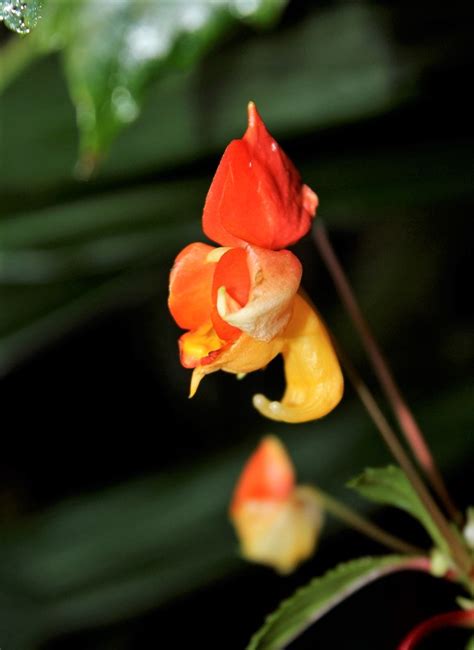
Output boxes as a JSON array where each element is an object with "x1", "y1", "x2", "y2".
[{"x1": 247, "y1": 555, "x2": 428, "y2": 650}]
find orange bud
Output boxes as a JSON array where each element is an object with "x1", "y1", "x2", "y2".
[
  {"x1": 231, "y1": 436, "x2": 294, "y2": 511},
  {"x1": 230, "y1": 437, "x2": 324, "y2": 574},
  {"x1": 203, "y1": 102, "x2": 318, "y2": 250}
]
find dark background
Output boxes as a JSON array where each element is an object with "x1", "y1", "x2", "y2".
[{"x1": 1, "y1": 1, "x2": 473, "y2": 648}]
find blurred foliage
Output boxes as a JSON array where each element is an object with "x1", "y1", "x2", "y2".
[
  {"x1": 1, "y1": 1, "x2": 473, "y2": 649},
  {"x1": 1, "y1": 0, "x2": 288, "y2": 160}
]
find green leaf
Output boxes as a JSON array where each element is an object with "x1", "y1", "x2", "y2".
[
  {"x1": 348, "y1": 466, "x2": 447, "y2": 552},
  {"x1": 100, "y1": 3, "x2": 416, "y2": 181},
  {"x1": 0, "y1": 3, "x2": 420, "y2": 179},
  {"x1": 247, "y1": 555, "x2": 423, "y2": 650},
  {"x1": 0, "y1": 0, "x2": 43, "y2": 34},
  {"x1": 465, "y1": 635, "x2": 474, "y2": 650},
  {"x1": 31, "y1": 0, "x2": 287, "y2": 162}
]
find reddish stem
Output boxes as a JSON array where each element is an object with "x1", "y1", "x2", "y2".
[
  {"x1": 313, "y1": 222, "x2": 461, "y2": 523},
  {"x1": 334, "y1": 348, "x2": 471, "y2": 576},
  {"x1": 398, "y1": 610, "x2": 474, "y2": 650}
]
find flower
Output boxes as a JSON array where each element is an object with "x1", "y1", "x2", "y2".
[
  {"x1": 168, "y1": 102, "x2": 343, "y2": 423},
  {"x1": 230, "y1": 436, "x2": 324, "y2": 574}
]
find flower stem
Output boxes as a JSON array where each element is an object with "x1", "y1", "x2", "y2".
[
  {"x1": 398, "y1": 610, "x2": 474, "y2": 650},
  {"x1": 336, "y1": 346, "x2": 472, "y2": 577},
  {"x1": 313, "y1": 221, "x2": 461, "y2": 524},
  {"x1": 315, "y1": 488, "x2": 425, "y2": 556}
]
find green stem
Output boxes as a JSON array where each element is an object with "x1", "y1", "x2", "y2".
[
  {"x1": 315, "y1": 488, "x2": 425, "y2": 556},
  {"x1": 313, "y1": 221, "x2": 461, "y2": 524},
  {"x1": 338, "y1": 347, "x2": 472, "y2": 577}
]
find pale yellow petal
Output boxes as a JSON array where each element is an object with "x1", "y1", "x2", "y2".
[{"x1": 231, "y1": 486, "x2": 323, "y2": 574}]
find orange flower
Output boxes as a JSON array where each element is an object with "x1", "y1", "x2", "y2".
[
  {"x1": 230, "y1": 436, "x2": 324, "y2": 574},
  {"x1": 168, "y1": 102, "x2": 343, "y2": 423}
]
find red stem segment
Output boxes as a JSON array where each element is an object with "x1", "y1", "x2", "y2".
[
  {"x1": 398, "y1": 610, "x2": 474, "y2": 650},
  {"x1": 313, "y1": 222, "x2": 460, "y2": 523}
]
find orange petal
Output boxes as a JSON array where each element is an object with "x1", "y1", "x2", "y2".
[
  {"x1": 168, "y1": 243, "x2": 216, "y2": 330},
  {"x1": 219, "y1": 246, "x2": 302, "y2": 342},
  {"x1": 253, "y1": 293, "x2": 343, "y2": 423},
  {"x1": 211, "y1": 247, "x2": 250, "y2": 340},
  {"x1": 230, "y1": 486, "x2": 323, "y2": 574},
  {"x1": 202, "y1": 102, "x2": 318, "y2": 250},
  {"x1": 231, "y1": 437, "x2": 295, "y2": 513}
]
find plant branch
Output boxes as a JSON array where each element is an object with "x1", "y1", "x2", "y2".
[
  {"x1": 315, "y1": 488, "x2": 425, "y2": 556},
  {"x1": 398, "y1": 610, "x2": 474, "y2": 650},
  {"x1": 336, "y1": 346, "x2": 472, "y2": 576},
  {"x1": 313, "y1": 221, "x2": 461, "y2": 524}
]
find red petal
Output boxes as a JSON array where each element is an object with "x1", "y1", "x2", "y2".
[
  {"x1": 168, "y1": 243, "x2": 215, "y2": 330},
  {"x1": 211, "y1": 247, "x2": 251, "y2": 340},
  {"x1": 230, "y1": 436, "x2": 295, "y2": 513},
  {"x1": 203, "y1": 102, "x2": 318, "y2": 250},
  {"x1": 221, "y1": 246, "x2": 302, "y2": 342}
]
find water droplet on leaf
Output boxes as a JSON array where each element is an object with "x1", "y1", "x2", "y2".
[{"x1": 0, "y1": 0, "x2": 41, "y2": 34}]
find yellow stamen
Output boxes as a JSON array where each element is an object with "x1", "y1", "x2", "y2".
[{"x1": 180, "y1": 322, "x2": 223, "y2": 374}]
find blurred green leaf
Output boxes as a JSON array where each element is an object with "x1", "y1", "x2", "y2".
[
  {"x1": 1, "y1": 3, "x2": 419, "y2": 190},
  {"x1": 0, "y1": 181, "x2": 205, "y2": 373},
  {"x1": 0, "y1": 270, "x2": 158, "y2": 374},
  {"x1": 0, "y1": 181, "x2": 205, "y2": 249},
  {"x1": 0, "y1": 0, "x2": 43, "y2": 34},
  {"x1": 98, "y1": 2, "x2": 417, "y2": 180},
  {"x1": 348, "y1": 466, "x2": 447, "y2": 553},
  {"x1": 29, "y1": 0, "x2": 287, "y2": 163},
  {"x1": 247, "y1": 555, "x2": 414, "y2": 650}
]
